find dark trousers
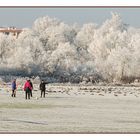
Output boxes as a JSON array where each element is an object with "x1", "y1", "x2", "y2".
[
  {"x1": 11, "y1": 89, "x2": 16, "y2": 97},
  {"x1": 25, "y1": 88, "x2": 31, "y2": 99},
  {"x1": 25, "y1": 91, "x2": 30, "y2": 99},
  {"x1": 30, "y1": 90, "x2": 32, "y2": 97},
  {"x1": 41, "y1": 90, "x2": 45, "y2": 98}
]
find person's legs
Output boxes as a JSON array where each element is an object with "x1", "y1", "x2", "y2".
[
  {"x1": 28, "y1": 91, "x2": 30, "y2": 99},
  {"x1": 11, "y1": 90, "x2": 14, "y2": 97},
  {"x1": 25, "y1": 91, "x2": 27, "y2": 99},
  {"x1": 41, "y1": 90, "x2": 43, "y2": 98},
  {"x1": 43, "y1": 90, "x2": 45, "y2": 98},
  {"x1": 14, "y1": 90, "x2": 16, "y2": 97},
  {"x1": 30, "y1": 90, "x2": 32, "y2": 97}
]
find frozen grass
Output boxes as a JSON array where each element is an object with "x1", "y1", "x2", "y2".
[{"x1": 0, "y1": 85, "x2": 140, "y2": 133}]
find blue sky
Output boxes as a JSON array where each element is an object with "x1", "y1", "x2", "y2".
[{"x1": 0, "y1": 8, "x2": 140, "y2": 28}]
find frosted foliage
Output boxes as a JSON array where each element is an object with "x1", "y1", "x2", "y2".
[
  {"x1": 0, "y1": 34, "x2": 14, "y2": 64},
  {"x1": 33, "y1": 16, "x2": 60, "y2": 34},
  {"x1": 76, "y1": 23, "x2": 96, "y2": 49},
  {"x1": 1, "y1": 13, "x2": 140, "y2": 83},
  {"x1": 50, "y1": 43, "x2": 78, "y2": 73}
]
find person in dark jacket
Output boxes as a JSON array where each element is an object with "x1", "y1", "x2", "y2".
[
  {"x1": 11, "y1": 79, "x2": 16, "y2": 97},
  {"x1": 39, "y1": 80, "x2": 47, "y2": 98},
  {"x1": 29, "y1": 80, "x2": 33, "y2": 97}
]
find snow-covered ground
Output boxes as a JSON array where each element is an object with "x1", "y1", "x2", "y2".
[{"x1": 0, "y1": 84, "x2": 140, "y2": 133}]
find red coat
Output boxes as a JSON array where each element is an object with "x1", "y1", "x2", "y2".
[{"x1": 24, "y1": 81, "x2": 32, "y2": 91}]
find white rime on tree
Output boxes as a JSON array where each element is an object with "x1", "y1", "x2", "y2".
[{"x1": 0, "y1": 12, "x2": 140, "y2": 83}]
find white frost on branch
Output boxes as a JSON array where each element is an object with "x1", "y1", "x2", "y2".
[{"x1": 0, "y1": 13, "x2": 140, "y2": 83}]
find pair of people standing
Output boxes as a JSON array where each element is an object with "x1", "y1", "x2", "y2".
[
  {"x1": 24, "y1": 79, "x2": 46, "y2": 99},
  {"x1": 24, "y1": 79, "x2": 33, "y2": 100}
]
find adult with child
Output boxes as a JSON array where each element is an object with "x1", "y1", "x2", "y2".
[
  {"x1": 24, "y1": 79, "x2": 32, "y2": 100},
  {"x1": 11, "y1": 79, "x2": 17, "y2": 97}
]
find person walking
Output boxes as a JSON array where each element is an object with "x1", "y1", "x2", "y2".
[
  {"x1": 24, "y1": 79, "x2": 32, "y2": 100},
  {"x1": 39, "y1": 80, "x2": 46, "y2": 98},
  {"x1": 11, "y1": 79, "x2": 16, "y2": 97}
]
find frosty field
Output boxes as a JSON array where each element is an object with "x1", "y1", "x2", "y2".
[{"x1": 0, "y1": 84, "x2": 140, "y2": 133}]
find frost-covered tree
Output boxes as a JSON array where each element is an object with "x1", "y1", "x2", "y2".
[
  {"x1": 0, "y1": 13, "x2": 140, "y2": 83},
  {"x1": 0, "y1": 33, "x2": 14, "y2": 64},
  {"x1": 33, "y1": 16, "x2": 60, "y2": 34},
  {"x1": 76, "y1": 23, "x2": 97, "y2": 49}
]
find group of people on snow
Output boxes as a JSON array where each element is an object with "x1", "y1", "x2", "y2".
[{"x1": 11, "y1": 79, "x2": 47, "y2": 99}]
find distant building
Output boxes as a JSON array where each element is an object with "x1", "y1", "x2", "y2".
[{"x1": 0, "y1": 27, "x2": 22, "y2": 38}]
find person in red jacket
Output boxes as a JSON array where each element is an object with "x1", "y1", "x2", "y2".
[{"x1": 24, "y1": 79, "x2": 32, "y2": 100}]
